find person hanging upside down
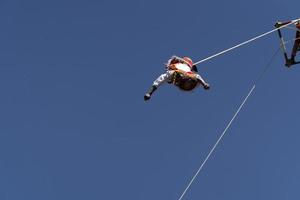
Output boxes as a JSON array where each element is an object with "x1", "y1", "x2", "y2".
[{"x1": 144, "y1": 56, "x2": 210, "y2": 101}]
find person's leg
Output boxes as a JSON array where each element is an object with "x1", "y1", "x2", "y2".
[
  {"x1": 144, "y1": 71, "x2": 175, "y2": 101},
  {"x1": 290, "y1": 30, "x2": 300, "y2": 63}
]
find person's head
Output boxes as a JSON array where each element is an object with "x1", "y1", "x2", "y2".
[{"x1": 182, "y1": 57, "x2": 193, "y2": 68}]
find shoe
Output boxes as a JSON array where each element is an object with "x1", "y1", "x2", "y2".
[
  {"x1": 285, "y1": 58, "x2": 295, "y2": 67},
  {"x1": 144, "y1": 93, "x2": 151, "y2": 101},
  {"x1": 274, "y1": 22, "x2": 282, "y2": 28},
  {"x1": 144, "y1": 86, "x2": 157, "y2": 101},
  {"x1": 203, "y1": 83, "x2": 210, "y2": 90}
]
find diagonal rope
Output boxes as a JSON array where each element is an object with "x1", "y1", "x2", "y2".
[
  {"x1": 177, "y1": 48, "x2": 280, "y2": 200},
  {"x1": 193, "y1": 18, "x2": 300, "y2": 66}
]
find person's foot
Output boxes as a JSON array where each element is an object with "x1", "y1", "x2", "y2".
[
  {"x1": 285, "y1": 58, "x2": 296, "y2": 67},
  {"x1": 144, "y1": 86, "x2": 157, "y2": 101},
  {"x1": 274, "y1": 22, "x2": 283, "y2": 28},
  {"x1": 144, "y1": 93, "x2": 151, "y2": 101},
  {"x1": 203, "y1": 83, "x2": 210, "y2": 90}
]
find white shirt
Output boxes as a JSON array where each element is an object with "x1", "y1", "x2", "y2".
[{"x1": 173, "y1": 63, "x2": 192, "y2": 72}]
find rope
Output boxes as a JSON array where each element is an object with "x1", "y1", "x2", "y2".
[
  {"x1": 177, "y1": 48, "x2": 280, "y2": 200},
  {"x1": 193, "y1": 19, "x2": 300, "y2": 66}
]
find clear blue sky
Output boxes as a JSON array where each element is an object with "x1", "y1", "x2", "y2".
[{"x1": 0, "y1": 0, "x2": 300, "y2": 199}]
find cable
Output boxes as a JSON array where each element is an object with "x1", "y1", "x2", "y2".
[
  {"x1": 177, "y1": 48, "x2": 280, "y2": 200},
  {"x1": 193, "y1": 19, "x2": 300, "y2": 66}
]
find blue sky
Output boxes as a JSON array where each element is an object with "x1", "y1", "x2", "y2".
[{"x1": 0, "y1": 0, "x2": 300, "y2": 199}]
